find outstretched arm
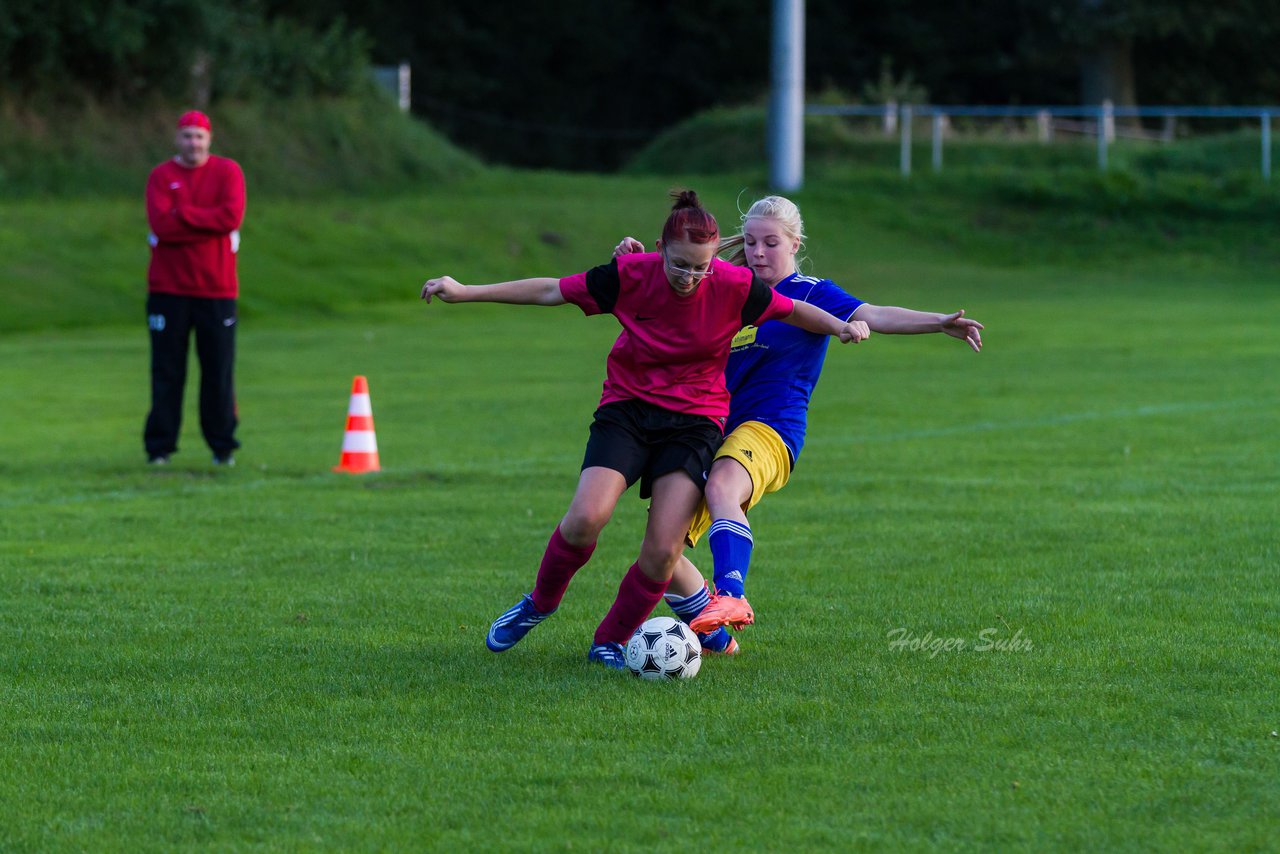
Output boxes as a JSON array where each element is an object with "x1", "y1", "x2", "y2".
[
  {"x1": 852, "y1": 304, "x2": 983, "y2": 352},
  {"x1": 420, "y1": 276, "x2": 566, "y2": 306},
  {"x1": 782, "y1": 299, "x2": 871, "y2": 343}
]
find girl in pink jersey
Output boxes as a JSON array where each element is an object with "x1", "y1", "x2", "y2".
[{"x1": 421, "y1": 190, "x2": 868, "y2": 669}]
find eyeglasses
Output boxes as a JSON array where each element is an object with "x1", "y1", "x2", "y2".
[{"x1": 662, "y1": 252, "x2": 715, "y2": 282}]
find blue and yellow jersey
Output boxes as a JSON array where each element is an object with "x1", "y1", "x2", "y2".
[{"x1": 723, "y1": 273, "x2": 863, "y2": 465}]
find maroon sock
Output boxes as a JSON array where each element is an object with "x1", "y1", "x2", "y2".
[
  {"x1": 530, "y1": 525, "x2": 596, "y2": 614},
  {"x1": 593, "y1": 562, "x2": 670, "y2": 645}
]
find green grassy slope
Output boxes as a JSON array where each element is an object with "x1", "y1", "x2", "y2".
[
  {"x1": 3, "y1": 97, "x2": 1275, "y2": 333},
  {"x1": 3, "y1": 166, "x2": 1277, "y2": 334}
]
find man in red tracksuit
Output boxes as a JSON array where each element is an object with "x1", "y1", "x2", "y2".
[{"x1": 144, "y1": 110, "x2": 246, "y2": 466}]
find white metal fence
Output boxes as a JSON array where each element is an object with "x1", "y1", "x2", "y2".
[{"x1": 806, "y1": 101, "x2": 1276, "y2": 180}]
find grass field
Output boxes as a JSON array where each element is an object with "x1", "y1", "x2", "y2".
[{"x1": 2, "y1": 168, "x2": 1278, "y2": 851}]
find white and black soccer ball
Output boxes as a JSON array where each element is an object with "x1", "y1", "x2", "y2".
[{"x1": 625, "y1": 616, "x2": 702, "y2": 680}]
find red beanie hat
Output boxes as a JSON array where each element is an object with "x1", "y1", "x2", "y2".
[{"x1": 177, "y1": 111, "x2": 212, "y2": 132}]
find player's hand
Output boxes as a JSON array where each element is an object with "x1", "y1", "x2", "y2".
[
  {"x1": 940, "y1": 310, "x2": 983, "y2": 352},
  {"x1": 421, "y1": 276, "x2": 467, "y2": 303},
  {"x1": 836, "y1": 320, "x2": 871, "y2": 344},
  {"x1": 613, "y1": 236, "x2": 645, "y2": 257}
]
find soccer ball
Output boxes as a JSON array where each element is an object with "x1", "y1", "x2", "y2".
[{"x1": 625, "y1": 616, "x2": 702, "y2": 679}]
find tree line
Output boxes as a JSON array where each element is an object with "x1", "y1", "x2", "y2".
[
  {"x1": 0, "y1": 1, "x2": 370, "y2": 103},
  {"x1": 2, "y1": 0, "x2": 1275, "y2": 171}
]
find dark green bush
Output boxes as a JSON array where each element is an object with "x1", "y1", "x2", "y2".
[{"x1": 0, "y1": 1, "x2": 370, "y2": 102}]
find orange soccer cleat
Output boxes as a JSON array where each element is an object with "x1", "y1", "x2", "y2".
[{"x1": 689, "y1": 593, "x2": 755, "y2": 634}]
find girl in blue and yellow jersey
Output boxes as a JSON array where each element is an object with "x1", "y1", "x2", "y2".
[{"x1": 617, "y1": 195, "x2": 984, "y2": 653}]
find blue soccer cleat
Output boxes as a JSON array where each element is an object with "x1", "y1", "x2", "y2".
[
  {"x1": 587, "y1": 642, "x2": 627, "y2": 670},
  {"x1": 486, "y1": 594, "x2": 554, "y2": 652},
  {"x1": 699, "y1": 626, "x2": 740, "y2": 655}
]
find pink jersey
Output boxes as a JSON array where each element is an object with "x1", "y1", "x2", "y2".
[{"x1": 559, "y1": 253, "x2": 794, "y2": 423}]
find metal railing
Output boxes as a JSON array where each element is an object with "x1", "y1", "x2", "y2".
[{"x1": 806, "y1": 102, "x2": 1276, "y2": 180}]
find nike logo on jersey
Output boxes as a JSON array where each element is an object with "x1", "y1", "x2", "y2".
[
  {"x1": 223, "y1": 318, "x2": 236, "y2": 327},
  {"x1": 169, "y1": 182, "x2": 182, "y2": 190},
  {"x1": 635, "y1": 314, "x2": 656, "y2": 321}
]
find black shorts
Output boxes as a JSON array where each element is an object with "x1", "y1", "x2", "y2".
[{"x1": 582, "y1": 400, "x2": 723, "y2": 499}]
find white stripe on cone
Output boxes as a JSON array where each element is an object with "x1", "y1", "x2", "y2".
[
  {"x1": 347, "y1": 393, "x2": 373, "y2": 416},
  {"x1": 341, "y1": 431, "x2": 379, "y2": 453}
]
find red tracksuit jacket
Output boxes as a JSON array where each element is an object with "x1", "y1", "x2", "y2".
[{"x1": 145, "y1": 155, "x2": 246, "y2": 299}]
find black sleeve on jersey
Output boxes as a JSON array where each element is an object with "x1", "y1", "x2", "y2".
[
  {"x1": 584, "y1": 259, "x2": 622, "y2": 314},
  {"x1": 741, "y1": 274, "x2": 779, "y2": 327}
]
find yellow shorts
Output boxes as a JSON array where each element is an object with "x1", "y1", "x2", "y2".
[{"x1": 686, "y1": 420, "x2": 792, "y2": 547}]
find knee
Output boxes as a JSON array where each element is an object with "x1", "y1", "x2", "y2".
[
  {"x1": 637, "y1": 540, "x2": 682, "y2": 579},
  {"x1": 559, "y1": 509, "x2": 609, "y2": 546},
  {"x1": 704, "y1": 477, "x2": 747, "y2": 515}
]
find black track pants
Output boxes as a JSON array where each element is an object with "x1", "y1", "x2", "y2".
[{"x1": 143, "y1": 293, "x2": 240, "y2": 458}]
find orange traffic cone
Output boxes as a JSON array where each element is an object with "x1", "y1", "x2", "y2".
[{"x1": 333, "y1": 375, "x2": 381, "y2": 473}]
